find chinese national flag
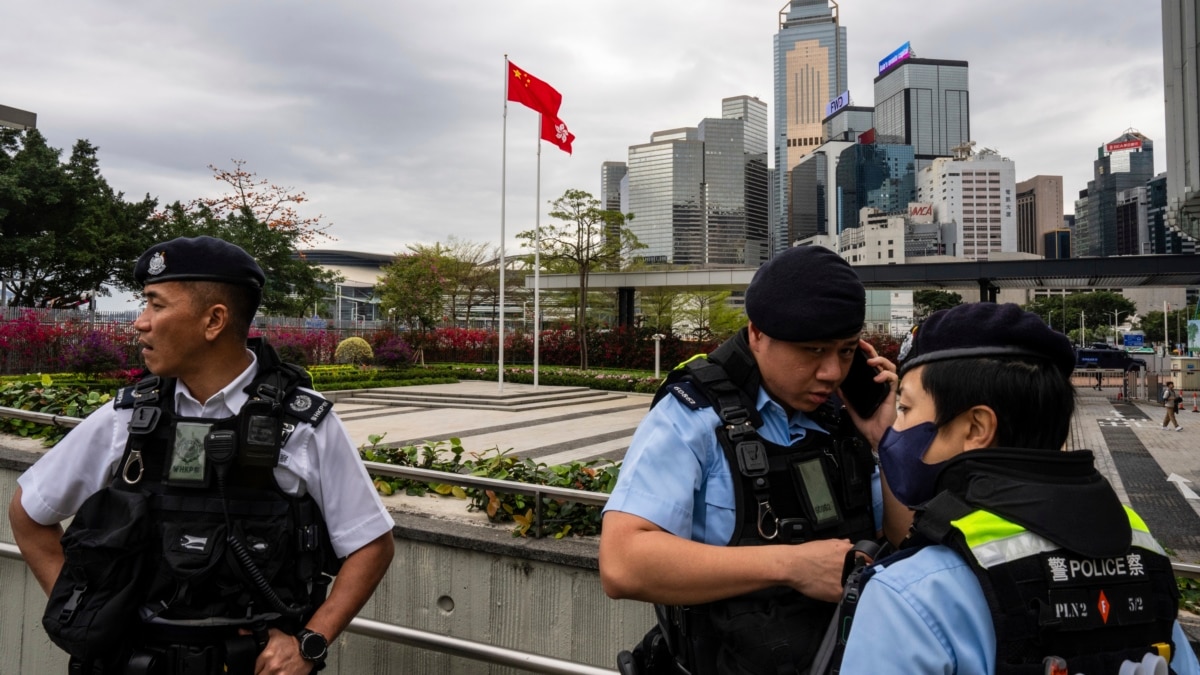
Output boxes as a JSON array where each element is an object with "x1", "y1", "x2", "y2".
[
  {"x1": 541, "y1": 114, "x2": 574, "y2": 154},
  {"x1": 507, "y1": 61, "x2": 562, "y2": 117}
]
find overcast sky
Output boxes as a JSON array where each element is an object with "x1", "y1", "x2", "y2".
[{"x1": 4, "y1": 0, "x2": 1168, "y2": 265}]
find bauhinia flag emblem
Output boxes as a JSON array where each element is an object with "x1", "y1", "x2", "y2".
[
  {"x1": 507, "y1": 61, "x2": 562, "y2": 117},
  {"x1": 541, "y1": 114, "x2": 574, "y2": 154}
]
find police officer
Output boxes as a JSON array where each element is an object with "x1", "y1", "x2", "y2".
[
  {"x1": 600, "y1": 245, "x2": 901, "y2": 675},
  {"x1": 8, "y1": 236, "x2": 396, "y2": 674},
  {"x1": 834, "y1": 303, "x2": 1199, "y2": 674}
]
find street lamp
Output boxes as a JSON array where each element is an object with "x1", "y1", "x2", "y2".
[
  {"x1": 1111, "y1": 310, "x2": 1130, "y2": 347},
  {"x1": 1079, "y1": 311, "x2": 1086, "y2": 347}
]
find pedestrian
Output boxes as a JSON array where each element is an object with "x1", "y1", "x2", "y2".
[
  {"x1": 8, "y1": 236, "x2": 396, "y2": 674},
  {"x1": 600, "y1": 245, "x2": 901, "y2": 675},
  {"x1": 1163, "y1": 381, "x2": 1182, "y2": 431},
  {"x1": 825, "y1": 303, "x2": 1198, "y2": 675}
]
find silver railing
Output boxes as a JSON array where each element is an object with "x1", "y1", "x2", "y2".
[{"x1": 0, "y1": 541, "x2": 616, "y2": 675}]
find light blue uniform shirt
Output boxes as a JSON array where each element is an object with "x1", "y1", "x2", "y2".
[
  {"x1": 605, "y1": 386, "x2": 882, "y2": 545},
  {"x1": 839, "y1": 545, "x2": 1200, "y2": 675}
]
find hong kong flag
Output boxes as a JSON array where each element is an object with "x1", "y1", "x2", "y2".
[
  {"x1": 541, "y1": 114, "x2": 574, "y2": 154},
  {"x1": 507, "y1": 61, "x2": 562, "y2": 117}
]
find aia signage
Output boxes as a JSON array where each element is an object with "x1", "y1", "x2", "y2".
[
  {"x1": 826, "y1": 90, "x2": 851, "y2": 119},
  {"x1": 908, "y1": 202, "x2": 934, "y2": 224},
  {"x1": 1105, "y1": 139, "x2": 1142, "y2": 153},
  {"x1": 878, "y1": 42, "x2": 912, "y2": 75}
]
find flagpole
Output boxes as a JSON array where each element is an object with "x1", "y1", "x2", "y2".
[
  {"x1": 499, "y1": 55, "x2": 508, "y2": 392},
  {"x1": 534, "y1": 115, "x2": 542, "y2": 388}
]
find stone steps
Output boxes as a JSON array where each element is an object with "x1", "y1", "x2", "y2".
[{"x1": 335, "y1": 385, "x2": 628, "y2": 412}]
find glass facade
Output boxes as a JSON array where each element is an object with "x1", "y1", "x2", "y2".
[
  {"x1": 1081, "y1": 133, "x2": 1155, "y2": 257},
  {"x1": 773, "y1": 0, "x2": 847, "y2": 258},
  {"x1": 626, "y1": 97, "x2": 769, "y2": 266},
  {"x1": 873, "y1": 59, "x2": 970, "y2": 170},
  {"x1": 834, "y1": 143, "x2": 917, "y2": 233}
]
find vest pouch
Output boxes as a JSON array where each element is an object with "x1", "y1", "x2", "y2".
[
  {"x1": 705, "y1": 588, "x2": 833, "y2": 675},
  {"x1": 42, "y1": 487, "x2": 151, "y2": 662}
]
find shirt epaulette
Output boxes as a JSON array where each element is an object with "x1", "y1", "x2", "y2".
[
  {"x1": 281, "y1": 390, "x2": 332, "y2": 427},
  {"x1": 113, "y1": 386, "x2": 138, "y2": 409},
  {"x1": 666, "y1": 381, "x2": 711, "y2": 411}
]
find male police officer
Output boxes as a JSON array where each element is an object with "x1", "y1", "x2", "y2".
[
  {"x1": 600, "y1": 245, "x2": 900, "y2": 675},
  {"x1": 834, "y1": 303, "x2": 1199, "y2": 675},
  {"x1": 9, "y1": 236, "x2": 395, "y2": 675}
]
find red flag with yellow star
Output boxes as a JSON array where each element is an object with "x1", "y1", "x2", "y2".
[
  {"x1": 507, "y1": 61, "x2": 562, "y2": 117},
  {"x1": 541, "y1": 114, "x2": 574, "y2": 154}
]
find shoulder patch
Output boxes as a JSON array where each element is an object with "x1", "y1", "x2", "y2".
[
  {"x1": 665, "y1": 381, "x2": 712, "y2": 411},
  {"x1": 113, "y1": 386, "x2": 137, "y2": 409},
  {"x1": 282, "y1": 390, "x2": 332, "y2": 427}
]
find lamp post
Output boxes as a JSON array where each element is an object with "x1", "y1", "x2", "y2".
[
  {"x1": 652, "y1": 334, "x2": 665, "y2": 379},
  {"x1": 1111, "y1": 310, "x2": 1130, "y2": 347},
  {"x1": 1047, "y1": 309, "x2": 1057, "y2": 331},
  {"x1": 1079, "y1": 311, "x2": 1086, "y2": 347}
]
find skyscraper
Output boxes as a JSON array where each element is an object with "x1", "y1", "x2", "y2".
[
  {"x1": 773, "y1": 0, "x2": 847, "y2": 257},
  {"x1": 1078, "y1": 131, "x2": 1155, "y2": 257},
  {"x1": 873, "y1": 46, "x2": 970, "y2": 171},
  {"x1": 1015, "y1": 176, "x2": 1063, "y2": 256},
  {"x1": 626, "y1": 97, "x2": 769, "y2": 266},
  {"x1": 1161, "y1": 0, "x2": 1200, "y2": 242},
  {"x1": 600, "y1": 161, "x2": 627, "y2": 211}
]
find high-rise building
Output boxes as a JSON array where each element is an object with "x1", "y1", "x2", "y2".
[
  {"x1": 1078, "y1": 131, "x2": 1155, "y2": 257},
  {"x1": 1161, "y1": 0, "x2": 1200, "y2": 242},
  {"x1": 873, "y1": 46, "x2": 969, "y2": 171},
  {"x1": 773, "y1": 0, "x2": 847, "y2": 257},
  {"x1": 1115, "y1": 186, "x2": 1151, "y2": 255},
  {"x1": 916, "y1": 149, "x2": 1017, "y2": 260},
  {"x1": 1147, "y1": 173, "x2": 1196, "y2": 254},
  {"x1": 626, "y1": 96, "x2": 769, "y2": 266},
  {"x1": 1015, "y1": 175, "x2": 1063, "y2": 256},
  {"x1": 600, "y1": 162, "x2": 627, "y2": 211},
  {"x1": 834, "y1": 142, "x2": 918, "y2": 231}
]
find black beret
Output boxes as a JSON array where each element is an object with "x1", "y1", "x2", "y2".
[
  {"x1": 899, "y1": 302, "x2": 1075, "y2": 377},
  {"x1": 134, "y1": 236, "x2": 265, "y2": 289},
  {"x1": 744, "y1": 245, "x2": 865, "y2": 341}
]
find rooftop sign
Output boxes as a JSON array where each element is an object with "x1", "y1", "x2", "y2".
[{"x1": 878, "y1": 42, "x2": 912, "y2": 74}]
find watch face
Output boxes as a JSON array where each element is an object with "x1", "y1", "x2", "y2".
[{"x1": 300, "y1": 630, "x2": 328, "y2": 660}]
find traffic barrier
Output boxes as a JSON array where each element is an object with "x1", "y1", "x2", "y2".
[{"x1": 1193, "y1": 392, "x2": 1198, "y2": 413}]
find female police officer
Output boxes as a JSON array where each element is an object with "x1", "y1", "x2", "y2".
[{"x1": 835, "y1": 303, "x2": 1198, "y2": 675}]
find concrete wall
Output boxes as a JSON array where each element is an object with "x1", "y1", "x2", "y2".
[{"x1": 0, "y1": 445, "x2": 652, "y2": 674}]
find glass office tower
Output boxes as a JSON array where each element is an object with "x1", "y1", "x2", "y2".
[
  {"x1": 1162, "y1": 0, "x2": 1200, "y2": 241},
  {"x1": 773, "y1": 0, "x2": 847, "y2": 257},
  {"x1": 874, "y1": 56, "x2": 969, "y2": 171},
  {"x1": 834, "y1": 143, "x2": 917, "y2": 233},
  {"x1": 626, "y1": 97, "x2": 769, "y2": 266},
  {"x1": 1079, "y1": 131, "x2": 1155, "y2": 257}
]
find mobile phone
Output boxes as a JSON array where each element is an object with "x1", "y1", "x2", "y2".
[{"x1": 839, "y1": 348, "x2": 891, "y2": 419}]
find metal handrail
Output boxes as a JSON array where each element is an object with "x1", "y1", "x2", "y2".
[
  {"x1": 0, "y1": 407, "x2": 611, "y2": 538},
  {"x1": 0, "y1": 406, "x2": 83, "y2": 429},
  {"x1": 0, "y1": 541, "x2": 616, "y2": 675}
]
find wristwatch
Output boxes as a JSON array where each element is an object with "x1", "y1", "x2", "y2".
[{"x1": 295, "y1": 628, "x2": 329, "y2": 670}]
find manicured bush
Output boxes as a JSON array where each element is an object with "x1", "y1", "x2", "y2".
[
  {"x1": 374, "y1": 336, "x2": 414, "y2": 367},
  {"x1": 334, "y1": 336, "x2": 374, "y2": 364},
  {"x1": 60, "y1": 330, "x2": 127, "y2": 375}
]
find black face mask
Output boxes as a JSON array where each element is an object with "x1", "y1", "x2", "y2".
[{"x1": 877, "y1": 422, "x2": 948, "y2": 507}]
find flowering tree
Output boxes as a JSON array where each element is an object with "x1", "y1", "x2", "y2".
[{"x1": 192, "y1": 160, "x2": 332, "y2": 248}]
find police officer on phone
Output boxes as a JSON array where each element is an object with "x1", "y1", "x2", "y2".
[
  {"x1": 9, "y1": 236, "x2": 395, "y2": 675},
  {"x1": 600, "y1": 245, "x2": 902, "y2": 675}
]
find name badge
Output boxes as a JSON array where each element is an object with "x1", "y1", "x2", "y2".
[{"x1": 167, "y1": 422, "x2": 212, "y2": 487}]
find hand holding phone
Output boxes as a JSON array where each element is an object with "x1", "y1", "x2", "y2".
[{"x1": 839, "y1": 347, "x2": 892, "y2": 420}]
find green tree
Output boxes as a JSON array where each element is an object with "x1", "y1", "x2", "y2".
[
  {"x1": 639, "y1": 287, "x2": 681, "y2": 334},
  {"x1": 150, "y1": 202, "x2": 340, "y2": 317},
  {"x1": 0, "y1": 128, "x2": 157, "y2": 307},
  {"x1": 412, "y1": 237, "x2": 493, "y2": 328},
  {"x1": 1025, "y1": 291, "x2": 1136, "y2": 345},
  {"x1": 913, "y1": 290, "x2": 962, "y2": 318},
  {"x1": 517, "y1": 189, "x2": 642, "y2": 369},
  {"x1": 377, "y1": 249, "x2": 445, "y2": 344},
  {"x1": 678, "y1": 290, "x2": 747, "y2": 341}
]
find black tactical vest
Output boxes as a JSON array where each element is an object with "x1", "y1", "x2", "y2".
[
  {"x1": 650, "y1": 330, "x2": 878, "y2": 675},
  {"x1": 910, "y1": 491, "x2": 1180, "y2": 675},
  {"x1": 110, "y1": 339, "x2": 340, "y2": 635}
]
